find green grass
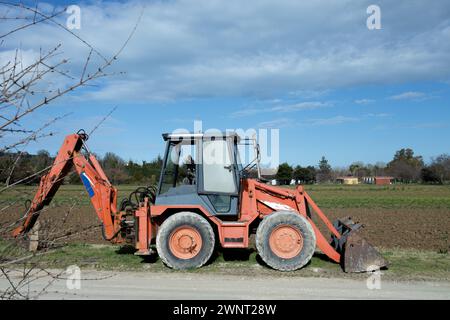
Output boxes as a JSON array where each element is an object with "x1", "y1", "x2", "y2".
[
  {"x1": 2, "y1": 184, "x2": 450, "y2": 209},
  {"x1": 2, "y1": 242, "x2": 448, "y2": 281},
  {"x1": 0, "y1": 239, "x2": 29, "y2": 262},
  {"x1": 381, "y1": 248, "x2": 450, "y2": 281},
  {"x1": 293, "y1": 184, "x2": 450, "y2": 209},
  {"x1": 35, "y1": 243, "x2": 157, "y2": 271},
  {"x1": 0, "y1": 185, "x2": 140, "y2": 207}
]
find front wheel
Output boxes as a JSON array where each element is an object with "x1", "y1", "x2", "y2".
[
  {"x1": 256, "y1": 211, "x2": 316, "y2": 271},
  {"x1": 156, "y1": 211, "x2": 215, "y2": 270}
]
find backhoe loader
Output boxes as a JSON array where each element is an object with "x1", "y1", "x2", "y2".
[{"x1": 12, "y1": 130, "x2": 387, "y2": 272}]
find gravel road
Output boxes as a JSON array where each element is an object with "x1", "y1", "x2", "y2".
[{"x1": 1, "y1": 269, "x2": 449, "y2": 300}]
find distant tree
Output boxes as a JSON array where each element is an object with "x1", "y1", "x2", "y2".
[
  {"x1": 365, "y1": 163, "x2": 383, "y2": 176},
  {"x1": 348, "y1": 161, "x2": 369, "y2": 178},
  {"x1": 67, "y1": 171, "x2": 82, "y2": 185},
  {"x1": 349, "y1": 162, "x2": 362, "y2": 175},
  {"x1": 0, "y1": 152, "x2": 15, "y2": 184},
  {"x1": 387, "y1": 148, "x2": 424, "y2": 182},
  {"x1": 292, "y1": 165, "x2": 316, "y2": 184},
  {"x1": 420, "y1": 167, "x2": 441, "y2": 184},
  {"x1": 102, "y1": 152, "x2": 124, "y2": 168},
  {"x1": 428, "y1": 154, "x2": 450, "y2": 183},
  {"x1": 123, "y1": 156, "x2": 163, "y2": 184},
  {"x1": 332, "y1": 167, "x2": 350, "y2": 180},
  {"x1": 392, "y1": 148, "x2": 424, "y2": 166},
  {"x1": 276, "y1": 162, "x2": 293, "y2": 185},
  {"x1": 0, "y1": 149, "x2": 164, "y2": 186},
  {"x1": 141, "y1": 156, "x2": 163, "y2": 184},
  {"x1": 316, "y1": 156, "x2": 332, "y2": 183},
  {"x1": 2, "y1": 152, "x2": 36, "y2": 184},
  {"x1": 35, "y1": 150, "x2": 52, "y2": 172},
  {"x1": 101, "y1": 152, "x2": 130, "y2": 184}
]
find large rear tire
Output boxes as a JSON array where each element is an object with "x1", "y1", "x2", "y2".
[
  {"x1": 156, "y1": 211, "x2": 215, "y2": 270},
  {"x1": 256, "y1": 211, "x2": 316, "y2": 271}
]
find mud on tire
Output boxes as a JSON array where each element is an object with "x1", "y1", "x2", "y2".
[
  {"x1": 156, "y1": 211, "x2": 215, "y2": 270},
  {"x1": 256, "y1": 211, "x2": 316, "y2": 271}
]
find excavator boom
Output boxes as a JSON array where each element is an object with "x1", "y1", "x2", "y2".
[{"x1": 12, "y1": 132, "x2": 119, "y2": 240}]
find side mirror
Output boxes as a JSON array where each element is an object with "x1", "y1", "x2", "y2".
[{"x1": 256, "y1": 143, "x2": 261, "y2": 161}]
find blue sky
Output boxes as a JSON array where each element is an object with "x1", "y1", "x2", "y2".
[{"x1": 1, "y1": 0, "x2": 449, "y2": 168}]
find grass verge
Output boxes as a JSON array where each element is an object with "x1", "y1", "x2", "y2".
[{"x1": 2, "y1": 242, "x2": 448, "y2": 282}]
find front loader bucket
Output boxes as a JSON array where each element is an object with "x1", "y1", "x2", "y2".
[{"x1": 330, "y1": 218, "x2": 388, "y2": 273}]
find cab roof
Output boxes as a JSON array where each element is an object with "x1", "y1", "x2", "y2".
[{"x1": 162, "y1": 132, "x2": 241, "y2": 141}]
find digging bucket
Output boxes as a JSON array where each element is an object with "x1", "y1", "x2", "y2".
[{"x1": 330, "y1": 217, "x2": 389, "y2": 273}]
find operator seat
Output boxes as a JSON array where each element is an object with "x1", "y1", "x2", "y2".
[{"x1": 183, "y1": 155, "x2": 196, "y2": 185}]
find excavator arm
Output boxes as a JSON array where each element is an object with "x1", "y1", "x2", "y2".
[{"x1": 12, "y1": 131, "x2": 120, "y2": 240}]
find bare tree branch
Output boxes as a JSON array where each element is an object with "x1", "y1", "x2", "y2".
[{"x1": 0, "y1": 2, "x2": 144, "y2": 299}]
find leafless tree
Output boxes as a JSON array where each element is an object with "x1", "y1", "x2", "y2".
[{"x1": 0, "y1": 1, "x2": 143, "y2": 299}]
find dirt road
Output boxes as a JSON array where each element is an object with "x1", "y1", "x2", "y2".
[{"x1": 1, "y1": 270, "x2": 449, "y2": 300}]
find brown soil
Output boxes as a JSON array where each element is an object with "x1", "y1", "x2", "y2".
[
  {"x1": 319, "y1": 207, "x2": 449, "y2": 251},
  {"x1": 2, "y1": 205, "x2": 449, "y2": 251}
]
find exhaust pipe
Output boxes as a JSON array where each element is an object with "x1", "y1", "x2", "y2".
[{"x1": 330, "y1": 218, "x2": 389, "y2": 273}]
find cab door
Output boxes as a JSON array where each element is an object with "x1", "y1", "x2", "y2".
[{"x1": 198, "y1": 137, "x2": 239, "y2": 216}]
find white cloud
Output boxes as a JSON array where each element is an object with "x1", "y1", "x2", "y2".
[
  {"x1": 409, "y1": 122, "x2": 448, "y2": 129},
  {"x1": 288, "y1": 90, "x2": 330, "y2": 99},
  {"x1": 389, "y1": 91, "x2": 426, "y2": 100},
  {"x1": 1, "y1": 1, "x2": 450, "y2": 102},
  {"x1": 354, "y1": 99, "x2": 375, "y2": 105},
  {"x1": 258, "y1": 118, "x2": 293, "y2": 128},
  {"x1": 304, "y1": 116, "x2": 359, "y2": 126},
  {"x1": 257, "y1": 115, "x2": 359, "y2": 128},
  {"x1": 366, "y1": 113, "x2": 391, "y2": 118},
  {"x1": 231, "y1": 101, "x2": 329, "y2": 117},
  {"x1": 271, "y1": 101, "x2": 329, "y2": 112},
  {"x1": 230, "y1": 108, "x2": 262, "y2": 118}
]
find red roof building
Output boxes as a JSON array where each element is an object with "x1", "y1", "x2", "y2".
[{"x1": 374, "y1": 176, "x2": 394, "y2": 185}]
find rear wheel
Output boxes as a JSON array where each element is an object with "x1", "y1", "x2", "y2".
[
  {"x1": 156, "y1": 211, "x2": 215, "y2": 269},
  {"x1": 256, "y1": 211, "x2": 316, "y2": 271}
]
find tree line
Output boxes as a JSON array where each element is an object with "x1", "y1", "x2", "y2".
[
  {"x1": 275, "y1": 148, "x2": 450, "y2": 184},
  {"x1": 0, "y1": 151, "x2": 163, "y2": 186},
  {"x1": 0, "y1": 148, "x2": 449, "y2": 186}
]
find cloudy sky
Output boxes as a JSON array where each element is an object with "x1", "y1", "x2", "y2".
[{"x1": 1, "y1": 0, "x2": 449, "y2": 167}]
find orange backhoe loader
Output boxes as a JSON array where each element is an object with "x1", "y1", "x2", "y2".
[{"x1": 12, "y1": 130, "x2": 388, "y2": 272}]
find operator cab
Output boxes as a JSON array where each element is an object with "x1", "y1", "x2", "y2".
[{"x1": 156, "y1": 132, "x2": 245, "y2": 216}]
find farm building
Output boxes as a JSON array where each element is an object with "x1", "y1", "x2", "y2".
[
  {"x1": 336, "y1": 177, "x2": 359, "y2": 185},
  {"x1": 362, "y1": 177, "x2": 374, "y2": 184},
  {"x1": 362, "y1": 176, "x2": 394, "y2": 185},
  {"x1": 374, "y1": 176, "x2": 394, "y2": 185}
]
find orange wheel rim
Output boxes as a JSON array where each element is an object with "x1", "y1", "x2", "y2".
[
  {"x1": 269, "y1": 224, "x2": 303, "y2": 259},
  {"x1": 169, "y1": 225, "x2": 203, "y2": 259}
]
